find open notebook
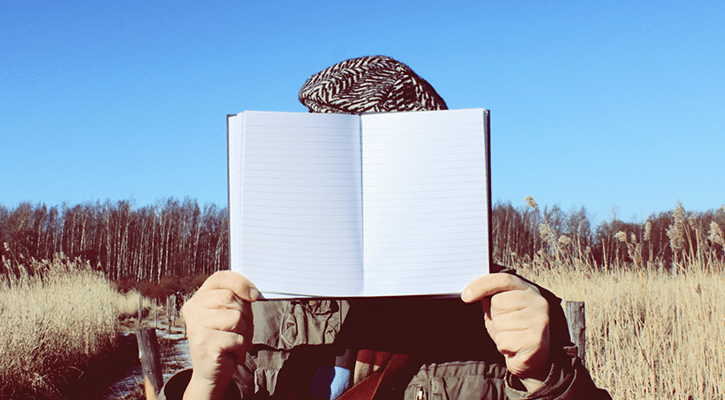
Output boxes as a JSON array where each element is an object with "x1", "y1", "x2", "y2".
[{"x1": 227, "y1": 108, "x2": 492, "y2": 298}]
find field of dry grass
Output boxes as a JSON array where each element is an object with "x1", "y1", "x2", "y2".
[
  {"x1": 0, "y1": 250, "x2": 190, "y2": 399},
  {"x1": 510, "y1": 198, "x2": 725, "y2": 399},
  {"x1": 0, "y1": 253, "x2": 120, "y2": 398},
  {"x1": 516, "y1": 263, "x2": 725, "y2": 399}
]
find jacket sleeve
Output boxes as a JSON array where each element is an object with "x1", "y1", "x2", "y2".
[{"x1": 503, "y1": 347, "x2": 611, "y2": 400}]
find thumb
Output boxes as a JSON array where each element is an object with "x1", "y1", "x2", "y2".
[{"x1": 461, "y1": 273, "x2": 531, "y2": 303}]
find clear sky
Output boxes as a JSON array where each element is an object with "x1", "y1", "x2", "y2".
[{"x1": 2, "y1": 0, "x2": 724, "y2": 226}]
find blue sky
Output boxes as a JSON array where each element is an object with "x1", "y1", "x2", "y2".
[{"x1": 2, "y1": 0, "x2": 724, "y2": 225}]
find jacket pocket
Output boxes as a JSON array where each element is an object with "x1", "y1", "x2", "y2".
[{"x1": 404, "y1": 361, "x2": 508, "y2": 400}]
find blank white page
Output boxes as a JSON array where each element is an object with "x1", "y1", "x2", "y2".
[
  {"x1": 361, "y1": 109, "x2": 489, "y2": 296},
  {"x1": 230, "y1": 111, "x2": 364, "y2": 297}
]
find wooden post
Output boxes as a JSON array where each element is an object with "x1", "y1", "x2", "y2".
[
  {"x1": 170, "y1": 294, "x2": 176, "y2": 328},
  {"x1": 153, "y1": 297, "x2": 158, "y2": 329},
  {"x1": 166, "y1": 295, "x2": 173, "y2": 332},
  {"x1": 564, "y1": 300, "x2": 586, "y2": 366},
  {"x1": 136, "y1": 328, "x2": 163, "y2": 400},
  {"x1": 138, "y1": 294, "x2": 143, "y2": 327}
]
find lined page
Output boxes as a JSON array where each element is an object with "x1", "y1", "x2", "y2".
[
  {"x1": 230, "y1": 111, "x2": 364, "y2": 297},
  {"x1": 361, "y1": 109, "x2": 489, "y2": 296}
]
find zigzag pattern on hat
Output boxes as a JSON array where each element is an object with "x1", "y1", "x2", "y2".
[{"x1": 299, "y1": 55, "x2": 448, "y2": 114}]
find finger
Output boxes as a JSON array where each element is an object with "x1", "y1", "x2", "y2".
[
  {"x1": 486, "y1": 309, "x2": 534, "y2": 332},
  {"x1": 187, "y1": 290, "x2": 241, "y2": 313},
  {"x1": 194, "y1": 308, "x2": 247, "y2": 333},
  {"x1": 199, "y1": 271, "x2": 260, "y2": 302},
  {"x1": 185, "y1": 292, "x2": 254, "y2": 330},
  {"x1": 461, "y1": 273, "x2": 533, "y2": 303},
  {"x1": 183, "y1": 304, "x2": 247, "y2": 342},
  {"x1": 181, "y1": 290, "x2": 241, "y2": 328},
  {"x1": 485, "y1": 308, "x2": 545, "y2": 345},
  {"x1": 488, "y1": 289, "x2": 543, "y2": 317}
]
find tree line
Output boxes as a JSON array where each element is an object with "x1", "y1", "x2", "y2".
[
  {"x1": 2, "y1": 197, "x2": 725, "y2": 289},
  {"x1": 492, "y1": 198, "x2": 725, "y2": 271},
  {"x1": 0, "y1": 198, "x2": 228, "y2": 286}
]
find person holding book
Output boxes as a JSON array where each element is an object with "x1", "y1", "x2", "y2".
[{"x1": 158, "y1": 56, "x2": 610, "y2": 400}]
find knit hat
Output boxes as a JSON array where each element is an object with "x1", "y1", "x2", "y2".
[{"x1": 298, "y1": 55, "x2": 448, "y2": 114}]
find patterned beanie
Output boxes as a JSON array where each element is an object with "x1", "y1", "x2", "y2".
[{"x1": 298, "y1": 55, "x2": 448, "y2": 114}]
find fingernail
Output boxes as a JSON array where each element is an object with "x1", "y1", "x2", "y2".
[{"x1": 249, "y1": 287, "x2": 259, "y2": 301}]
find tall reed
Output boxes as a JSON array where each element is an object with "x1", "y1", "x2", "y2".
[
  {"x1": 510, "y1": 198, "x2": 725, "y2": 399},
  {"x1": 517, "y1": 264, "x2": 725, "y2": 399},
  {"x1": 0, "y1": 253, "x2": 119, "y2": 398}
]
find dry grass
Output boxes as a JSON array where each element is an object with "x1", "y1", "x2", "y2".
[
  {"x1": 115, "y1": 289, "x2": 153, "y2": 331},
  {"x1": 0, "y1": 254, "x2": 119, "y2": 399},
  {"x1": 511, "y1": 198, "x2": 725, "y2": 399},
  {"x1": 115, "y1": 289, "x2": 148, "y2": 317},
  {"x1": 516, "y1": 264, "x2": 725, "y2": 399},
  {"x1": 115, "y1": 289, "x2": 187, "y2": 333}
]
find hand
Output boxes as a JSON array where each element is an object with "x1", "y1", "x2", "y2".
[
  {"x1": 462, "y1": 273, "x2": 551, "y2": 392},
  {"x1": 181, "y1": 271, "x2": 259, "y2": 400}
]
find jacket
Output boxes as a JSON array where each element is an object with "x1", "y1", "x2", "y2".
[{"x1": 159, "y1": 271, "x2": 611, "y2": 400}]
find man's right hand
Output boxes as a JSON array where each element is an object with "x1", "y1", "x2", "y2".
[{"x1": 181, "y1": 271, "x2": 259, "y2": 400}]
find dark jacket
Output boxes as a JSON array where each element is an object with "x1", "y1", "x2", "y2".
[{"x1": 159, "y1": 271, "x2": 610, "y2": 399}]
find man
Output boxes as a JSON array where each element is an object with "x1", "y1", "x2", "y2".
[{"x1": 159, "y1": 56, "x2": 610, "y2": 400}]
